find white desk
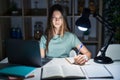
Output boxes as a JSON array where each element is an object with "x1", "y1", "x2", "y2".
[{"x1": 0, "y1": 58, "x2": 120, "y2": 80}]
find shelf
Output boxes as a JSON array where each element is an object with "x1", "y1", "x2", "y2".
[
  {"x1": 79, "y1": 37, "x2": 98, "y2": 44},
  {"x1": 24, "y1": 9, "x2": 47, "y2": 16},
  {"x1": 0, "y1": 16, "x2": 22, "y2": 18},
  {"x1": 1, "y1": 9, "x2": 22, "y2": 16},
  {"x1": 82, "y1": 41, "x2": 98, "y2": 44}
]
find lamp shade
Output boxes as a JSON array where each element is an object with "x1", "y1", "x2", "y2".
[
  {"x1": 75, "y1": 16, "x2": 91, "y2": 31},
  {"x1": 75, "y1": 8, "x2": 91, "y2": 31}
]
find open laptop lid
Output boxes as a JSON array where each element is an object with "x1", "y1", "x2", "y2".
[{"x1": 5, "y1": 39, "x2": 42, "y2": 67}]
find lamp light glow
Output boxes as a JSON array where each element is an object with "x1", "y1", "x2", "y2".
[{"x1": 78, "y1": 26, "x2": 88, "y2": 31}]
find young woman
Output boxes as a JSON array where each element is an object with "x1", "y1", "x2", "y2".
[{"x1": 40, "y1": 4, "x2": 91, "y2": 65}]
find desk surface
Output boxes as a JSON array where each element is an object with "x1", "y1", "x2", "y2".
[{"x1": 0, "y1": 58, "x2": 120, "y2": 80}]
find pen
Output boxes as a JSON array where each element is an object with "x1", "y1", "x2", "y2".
[
  {"x1": 8, "y1": 74, "x2": 35, "y2": 79},
  {"x1": 77, "y1": 44, "x2": 83, "y2": 55},
  {"x1": 26, "y1": 74, "x2": 35, "y2": 78},
  {"x1": 65, "y1": 58, "x2": 72, "y2": 64}
]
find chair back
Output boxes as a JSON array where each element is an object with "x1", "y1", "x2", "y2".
[{"x1": 106, "y1": 44, "x2": 120, "y2": 61}]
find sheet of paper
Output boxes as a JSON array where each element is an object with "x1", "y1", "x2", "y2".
[
  {"x1": 105, "y1": 64, "x2": 120, "y2": 80},
  {"x1": 82, "y1": 65, "x2": 113, "y2": 78}
]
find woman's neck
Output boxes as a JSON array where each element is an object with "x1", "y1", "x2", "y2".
[{"x1": 54, "y1": 28, "x2": 60, "y2": 35}]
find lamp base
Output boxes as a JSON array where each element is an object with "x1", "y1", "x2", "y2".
[{"x1": 94, "y1": 56, "x2": 113, "y2": 64}]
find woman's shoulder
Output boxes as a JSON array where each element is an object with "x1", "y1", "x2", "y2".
[
  {"x1": 65, "y1": 32, "x2": 76, "y2": 37},
  {"x1": 40, "y1": 35, "x2": 47, "y2": 40}
]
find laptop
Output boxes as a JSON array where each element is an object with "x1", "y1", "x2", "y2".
[{"x1": 5, "y1": 39, "x2": 51, "y2": 67}]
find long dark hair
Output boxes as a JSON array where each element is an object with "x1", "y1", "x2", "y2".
[{"x1": 45, "y1": 4, "x2": 70, "y2": 52}]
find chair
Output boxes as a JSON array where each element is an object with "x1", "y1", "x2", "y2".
[
  {"x1": 69, "y1": 47, "x2": 79, "y2": 57},
  {"x1": 105, "y1": 44, "x2": 120, "y2": 61}
]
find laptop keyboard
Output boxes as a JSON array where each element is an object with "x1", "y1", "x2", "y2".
[{"x1": 41, "y1": 58, "x2": 52, "y2": 66}]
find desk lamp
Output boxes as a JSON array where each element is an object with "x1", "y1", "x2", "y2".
[
  {"x1": 75, "y1": 8, "x2": 114, "y2": 64},
  {"x1": 75, "y1": 8, "x2": 91, "y2": 31}
]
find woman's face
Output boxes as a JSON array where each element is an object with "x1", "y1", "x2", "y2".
[{"x1": 52, "y1": 10, "x2": 63, "y2": 29}]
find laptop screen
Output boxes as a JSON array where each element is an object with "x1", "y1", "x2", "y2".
[{"x1": 5, "y1": 39, "x2": 42, "y2": 67}]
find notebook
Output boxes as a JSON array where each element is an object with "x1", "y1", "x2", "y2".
[
  {"x1": 0, "y1": 64, "x2": 35, "y2": 78},
  {"x1": 5, "y1": 39, "x2": 51, "y2": 67}
]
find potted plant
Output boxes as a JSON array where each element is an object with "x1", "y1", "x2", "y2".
[
  {"x1": 103, "y1": 0, "x2": 120, "y2": 43},
  {"x1": 8, "y1": 0, "x2": 18, "y2": 15},
  {"x1": 114, "y1": 27, "x2": 120, "y2": 43}
]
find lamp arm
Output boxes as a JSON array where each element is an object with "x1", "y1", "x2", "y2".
[
  {"x1": 93, "y1": 13, "x2": 113, "y2": 31},
  {"x1": 94, "y1": 31, "x2": 114, "y2": 64},
  {"x1": 94, "y1": 13, "x2": 115, "y2": 57},
  {"x1": 100, "y1": 32, "x2": 114, "y2": 57},
  {"x1": 93, "y1": 13, "x2": 115, "y2": 64}
]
